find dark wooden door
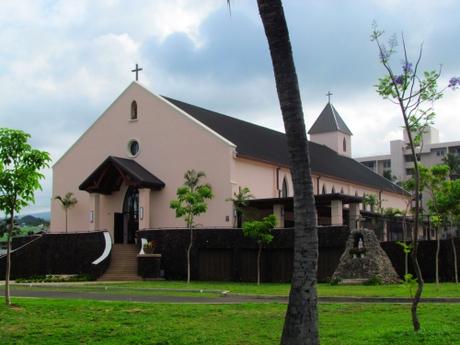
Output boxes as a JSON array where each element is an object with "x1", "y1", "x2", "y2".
[
  {"x1": 123, "y1": 187, "x2": 139, "y2": 244},
  {"x1": 114, "y1": 213, "x2": 124, "y2": 244}
]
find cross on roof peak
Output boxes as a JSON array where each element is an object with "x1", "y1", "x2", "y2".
[
  {"x1": 326, "y1": 91, "x2": 333, "y2": 103},
  {"x1": 131, "y1": 63, "x2": 143, "y2": 81}
]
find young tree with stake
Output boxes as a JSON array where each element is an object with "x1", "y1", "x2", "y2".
[
  {"x1": 0, "y1": 128, "x2": 50, "y2": 305},
  {"x1": 170, "y1": 170, "x2": 213, "y2": 283},
  {"x1": 242, "y1": 214, "x2": 276, "y2": 285}
]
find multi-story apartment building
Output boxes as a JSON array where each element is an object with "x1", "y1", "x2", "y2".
[{"x1": 356, "y1": 127, "x2": 460, "y2": 182}]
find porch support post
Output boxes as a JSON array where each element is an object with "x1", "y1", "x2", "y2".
[
  {"x1": 139, "y1": 188, "x2": 151, "y2": 230},
  {"x1": 349, "y1": 202, "x2": 360, "y2": 230},
  {"x1": 273, "y1": 204, "x2": 285, "y2": 228},
  {"x1": 89, "y1": 193, "x2": 100, "y2": 231},
  {"x1": 330, "y1": 199, "x2": 343, "y2": 226}
]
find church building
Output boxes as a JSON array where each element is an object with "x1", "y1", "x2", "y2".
[{"x1": 50, "y1": 82, "x2": 408, "y2": 243}]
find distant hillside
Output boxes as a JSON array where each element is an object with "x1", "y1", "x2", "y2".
[
  {"x1": 22, "y1": 211, "x2": 50, "y2": 221},
  {"x1": 19, "y1": 215, "x2": 49, "y2": 226}
]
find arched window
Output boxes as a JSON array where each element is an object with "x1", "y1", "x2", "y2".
[
  {"x1": 343, "y1": 137, "x2": 347, "y2": 152},
  {"x1": 331, "y1": 186, "x2": 336, "y2": 194},
  {"x1": 340, "y1": 187, "x2": 344, "y2": 194},
  {"x1": 322, "y1": 185, "x2": 327, "y2": 194},
  {"x1": 281, "y1": 177, "x2": 289, "y2": 198},
  {"x1": 131, "y1": 100, "x2": 138, "y2": 120}
]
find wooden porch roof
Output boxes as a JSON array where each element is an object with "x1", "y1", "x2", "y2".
[{"x1": 79, "y1": 156, "x2": 165, "y2": 195}]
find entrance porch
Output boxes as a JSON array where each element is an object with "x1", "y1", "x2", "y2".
[{"x1": 79, "y1": 156, "x2": 165, "y2": 244}]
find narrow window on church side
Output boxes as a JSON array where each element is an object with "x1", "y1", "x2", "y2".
[
  {"x1": 322, "y1": 185, "x2": 327, "y2": 194},
  {"x1": 331, "y1": 186, "x2": 336, "y2": 194},
  {"x1": 281, "y1": 177, "x2": 289, "y2": 198},
  {"x1": 131, "y1": 100, "x2": 138, "y2": 120},
  {"x1": 343, "y1": 137, "x2": 347, "y2": 152}
]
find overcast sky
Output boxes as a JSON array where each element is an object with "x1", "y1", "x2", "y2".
[{"x1": 1, "y1": 0, "x2": 459, "y2": 214}]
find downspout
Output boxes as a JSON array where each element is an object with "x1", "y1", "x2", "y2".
[{"x1": 276, "y1": 167, "x2": 281, "y2": 198}]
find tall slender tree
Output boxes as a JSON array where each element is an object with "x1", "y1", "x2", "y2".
[
  {"x1": 420, "y1": 164, "x2": 450, "y2": 284},
  {"x1": 255, "y1": 1, "x2": 319, "y2": 343},
  {"x1": 371, "y1": 25, "x2": 458, "y2": 331}
]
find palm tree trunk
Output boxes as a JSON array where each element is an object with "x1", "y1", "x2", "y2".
[
  {"x1": 257, "y1": 1, "x2": 319, "y2": 344},
  {"x1": 5, "y1": 210, "x2": 14, "y2": 305},
  {"x1": 257, "y1": 243, "x2": 262, "y2": 285},
  {"x1": 237, "y1": 210, "x2": 242, "y2": 228},
  {"x1": 65, "y1": 208, "x2": 68, "y2": 233}
]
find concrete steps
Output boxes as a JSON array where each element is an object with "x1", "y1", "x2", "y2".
[{"x1": 99, "y1": 244, "x2": 141, "y2": 281}]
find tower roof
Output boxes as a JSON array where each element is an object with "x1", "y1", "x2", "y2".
[{"x1": 308, "y1": 103, "x2": 352, "y2": 135}]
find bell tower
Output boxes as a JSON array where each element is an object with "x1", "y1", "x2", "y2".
[{"x1": 308, "y1": 94, "x2": 352, "y2": 157}]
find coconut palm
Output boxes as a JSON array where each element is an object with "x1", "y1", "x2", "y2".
[
  {"x1": 54, "y1": 192, "x2": 78, "y2": 233},
  {"x1": 249, "y1": 1, "x2": 319, "y2": 343},
  {"x1": 227, "y1": 186, "x2": 254, "y2": 227}
]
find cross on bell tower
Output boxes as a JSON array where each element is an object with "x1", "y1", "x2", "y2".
[
  {"x1": 131, "y1": 63, "x2": 143, "y2": 81},
  {"x1": 326, "y1": 91, "x2": 333, "y2": 103}
]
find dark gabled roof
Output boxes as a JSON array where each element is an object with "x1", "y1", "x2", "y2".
[
  {"x1": 164, "y1": 97, "x2": 407, "y2": 196},
  {"x1": 79, "y1": 156, "x2": 165, "y2": 194},
  {"x1": 308, "y1": 103, "x2": 353, "y2": 135}
]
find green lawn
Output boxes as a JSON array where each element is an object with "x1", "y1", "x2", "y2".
[
  {"x1": 0, "y1": 298, "x2": 459, "y2": 344},
  {"x1": 62, "y1": 281, "x2": 460, "y2": 298}
]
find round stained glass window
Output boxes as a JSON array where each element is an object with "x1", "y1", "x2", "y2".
[{"x1": 128, "y1": 140, "x2": 139, "y2": 156}]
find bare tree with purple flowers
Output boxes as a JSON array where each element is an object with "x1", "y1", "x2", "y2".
[{"x1": 371, "y1": 24, "x2": 458, "y2": 332}]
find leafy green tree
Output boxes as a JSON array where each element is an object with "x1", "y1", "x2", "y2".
[
  {"x1": 435, "y1": 179, "x2": 460, "y2": 283},
  {"x1": 362, "y1": 194, "x2": 378, "y2": 213},
  {"x1": 371, "y1": 25, "x2": 457, "y2": 331},
  {"x1": 383, "y1": 208, "x2": 402, "y2": 218},
  {"x1": 227, "y1": 186, "x2": 254, "y2": 228},
  {"x1": 421, "y1": 164, "x2": 449, "y2": 284},
  {"x1": 442, "y1": 152, "x2": 460, "y2": 179},
  {"x1": 54, "y1": 192, "x2": 78, "y2": 233},
  {"x1": 170, "y1": 170, "x2": 213, "y2": 283},
  {"x1": 242, "y1": 214, "x2": 276, "y2": 285},
  {"x1": 0, "y1": 128, "x2": 50, "y2": 305},
  {"x1": 383, "y1": 170, "x2": 397, "y2": 182}
]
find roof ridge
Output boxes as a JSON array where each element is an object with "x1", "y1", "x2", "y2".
[
  {"x1": 329, "y1": 103, "x2": 340, "y2": 130},
  {"x1": 163, "y1": 96, "x2": 287, "y2": 137}
]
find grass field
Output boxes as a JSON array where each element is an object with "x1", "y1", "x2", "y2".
[
  {"x1": 0, "y1": 298, "x2": 459, "y2": 344},
  {"x1": 55, "y1": 281, "x2": 460, "y2": 298}
]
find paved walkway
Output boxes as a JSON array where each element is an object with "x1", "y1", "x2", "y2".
[{"x1": 9, "y1": 287, "x2": 460, "y2": 304}]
